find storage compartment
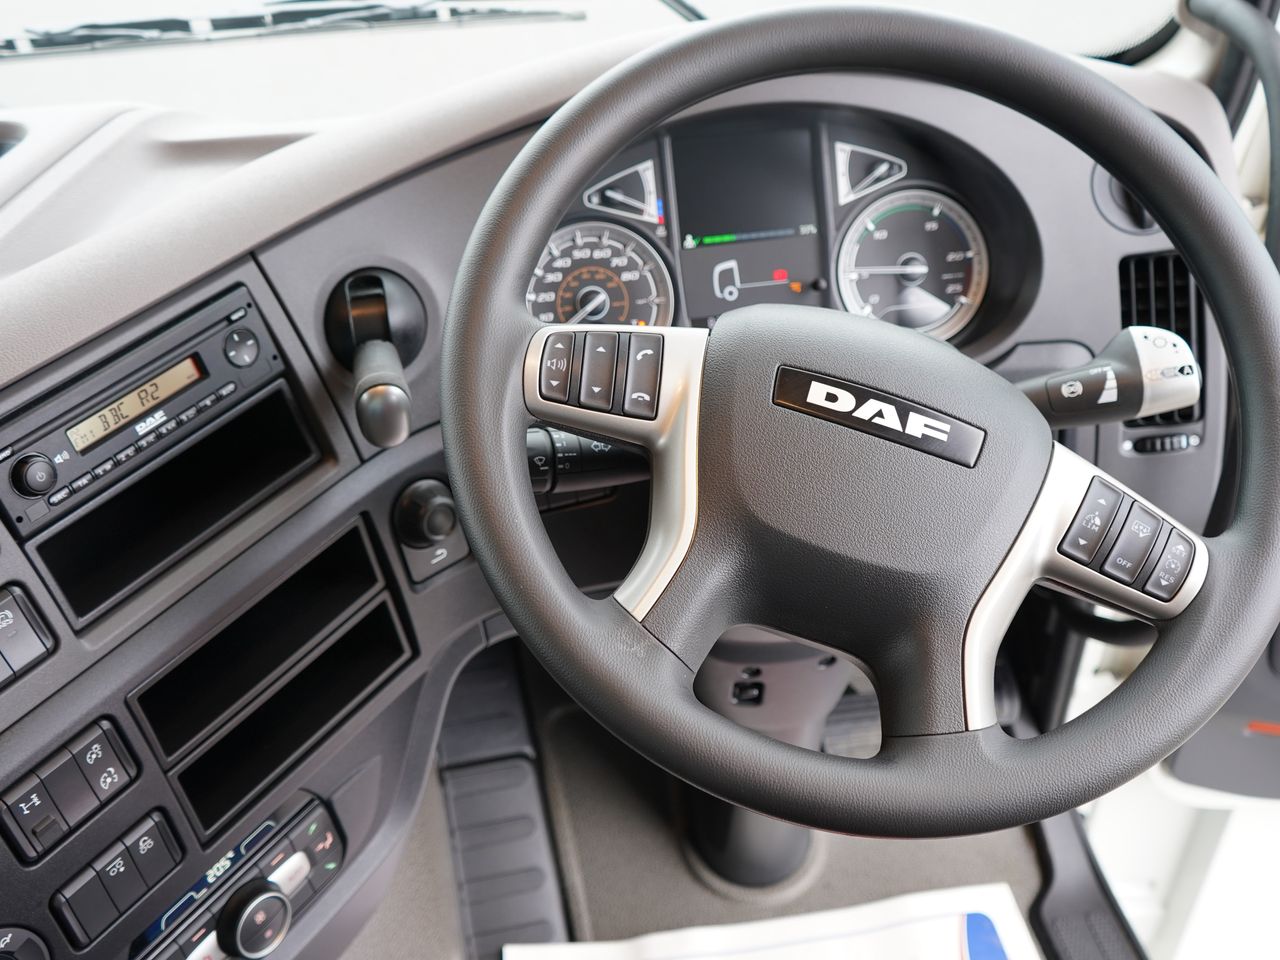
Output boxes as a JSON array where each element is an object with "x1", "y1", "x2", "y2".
[
  {"x1": 34, "y1": 384, "x2": 318, "y2": 622},
  {"x1": 175, "y1": 598, "x2": 410, "y2": 833},
  {"x1": 133, "y1": 525, "x2": 382, "y2": 762}
]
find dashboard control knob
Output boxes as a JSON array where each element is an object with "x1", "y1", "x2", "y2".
[
  {"x1": 394, "y1": 479, "x2": 457, "y2": 548},
  {"x1": 10, "y1": 455, "x2": 57, "y2": 499},
  {"x1": 0, "y1": 926, "x2": 50, "y2": 960},
  {"x1": 218, "y1": 880, "x2": 291, "y2": 960}
]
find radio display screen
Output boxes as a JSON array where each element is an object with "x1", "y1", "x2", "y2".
[{"x1": 66, "y1": 356, "x2": 205, "y2": 453}]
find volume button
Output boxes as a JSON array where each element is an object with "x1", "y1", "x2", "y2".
[{"x1": 10, "y1": 454, "x2": 58, "y2": 499}]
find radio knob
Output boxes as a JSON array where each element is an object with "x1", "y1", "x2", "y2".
[
  {"x1": 10, "y1": 455, "x2": 57, "y2": 499},
  {"x1": 217, "y1": 880, "x2": 291, "y2": 959},
  {"x1": 394, "y1": 479, "x2": 457, "y2": 548}
]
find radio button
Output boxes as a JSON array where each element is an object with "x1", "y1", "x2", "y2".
[
  {"x1": 217, "y1": 382, "x2": 237, "y2": 399},
  {"x1": 47, "y1": 487, "x2": 71, "y2": 507},
  {"x1": 178, "y1": 406, "x2": 198, "y2": 425},
  {"x1": 197, "y1": 393, "x2": 218, "y2": 413},
  {"x1": 136, "y1": 432, "x2": 159, "y2": 451},
  {"x1": 70, "y1": 472, "x2": 93, "y2": 494},
  {"x1": 225, "y1": 328, "x2": 260, "y2": 368},
  {"x1": 157, "y1": 420, "x2": 179, "y2": 438},
  {"x1": 91, "y1": 460, "x2": 115, "y2": 480},
  {"x1": 115, "y1": 444, "x2": 139, "y2": 466},
  {"x1": 11, "y1": 454, "x2": 57, "y2": 498}
]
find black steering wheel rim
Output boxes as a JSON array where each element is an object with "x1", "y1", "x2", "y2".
[{"x1": 442, "y1": 8, "x2": 1280, "y2": 836}]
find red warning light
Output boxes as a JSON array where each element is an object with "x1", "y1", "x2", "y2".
[{"x1": 772, "y1": 268, "x2": 789, "y2": 282}]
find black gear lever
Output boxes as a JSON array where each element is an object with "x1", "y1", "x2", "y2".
[{"x1": 324, "y1": 269, "x2": 427, "y2": 448}]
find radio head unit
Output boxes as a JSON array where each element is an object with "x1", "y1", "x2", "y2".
[{"x1": 0, "y1": 287, "x2": 284, "y2": 537}]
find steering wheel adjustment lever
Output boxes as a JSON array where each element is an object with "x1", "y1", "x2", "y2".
[{"x1": 1016, "y1": 325, "x2": 1200, "y2": 428}]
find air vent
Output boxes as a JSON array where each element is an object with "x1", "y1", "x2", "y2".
[{"x1": 1119, "y1": 252, "x2": 1204, "y2": 425}]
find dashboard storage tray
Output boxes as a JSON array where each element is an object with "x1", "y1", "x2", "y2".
[
  {"x1": 173, "y1": 597, "x2": 410, "y2": 834},
  {"x1": 32, "y1": 383, "x2": 318, "y2": 623},
  {"x1": 132, "y1": 524, "x2": 382, "y2": 762}
]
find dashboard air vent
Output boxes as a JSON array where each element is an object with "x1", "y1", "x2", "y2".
[{"x1": 1119, "y1": 251, "x2": 1204, "y2": 425}]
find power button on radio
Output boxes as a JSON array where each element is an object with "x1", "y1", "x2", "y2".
[{"x1": 10, "y1": 455, "x2": 57, "y2": 499}]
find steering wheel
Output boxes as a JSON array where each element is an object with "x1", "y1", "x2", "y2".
[{"x1": 441, "y1": 8, "x2": 1280, "y2": 836}]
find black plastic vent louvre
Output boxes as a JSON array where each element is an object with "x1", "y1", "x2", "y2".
[{"x1": 1119, "y1": 252, "x2": 1204, "y2": 425}]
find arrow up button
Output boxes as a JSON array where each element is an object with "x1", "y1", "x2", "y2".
[
  {"x1": 1058, "y1": 477, "x2": 1124, "y2": 564},
  {"x1": 579, "y1": 332, "x2": 618, "y2": 412}
]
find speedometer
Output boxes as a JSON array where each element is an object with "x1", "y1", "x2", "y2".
[
  {"x1": 527, "y1": 221, "x2": 675, "y2": 326},
  {"x1": 835, "y1": 189, "x2": 989, "y2": 340}
]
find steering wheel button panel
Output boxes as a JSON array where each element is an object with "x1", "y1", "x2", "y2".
[
  {"x1": 578, "y1": 332, "x2": 619, "y2": 411},
  {"x1": 1144, "y1": 529, "x2": 1195, "y2": 601},
  {"x1": 538, "y1": 332, "x2": 573, "y2": 403},
  {"x1": 1101, "y1": 501, "x2": 1163, "y2": 584},
  {"x1": 1058, "y1": 477, "x2": 1123, "y2": 564}
]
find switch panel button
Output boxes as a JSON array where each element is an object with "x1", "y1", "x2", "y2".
[
  {"x1": 538, "y1": 332, "x2": 573, "y2": 403},
  {"x1": 1102, "y1": 502, "x2": 1163, "y2": 584},
  {"x1": 93, "y1": 841, "x2": 147, "y2": 912},
  {"x1": 288, "y1": 807, "x2": 343, "y2": 888},
  {"x1": 122, "y1": 815, "x2": 179, "y2": 887},
  {"x1": 53, "y1": 868, "x2": 119, "y2": 946},
  {"x1": 1058, "y1": 478, "x2": 1123, "y2": 564},
  {"x1": 34, "y1": 750, "x2": 98, "y2": 829},
  {"x1": 68, "y1": 723, "x2": 133, "y2": 803},
  {"x1": 623, "y1": 334, "x2": 662, "y2": 419},
  {"x1": 3, "y1": 774, "x2": 67, "y2": 857},
  {"x1": 1144, "y1": 529, "x2": 1195, "y2": 601},
  {"x1": 578, "y1": 333, "x2": 618, "y2": 411},
  {"x1": 0, "y1": 589, "x2": 50, "y2": 675}
]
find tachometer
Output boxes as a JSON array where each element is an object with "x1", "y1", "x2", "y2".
[
  {"x1": 527, "y1": 221, "x2": 675, "y2": 326},
  {"x1": 835, "y1": 189, "x2": 988, "y2": 340}
]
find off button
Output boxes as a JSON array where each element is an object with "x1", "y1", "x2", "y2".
[{"x1": 10, "y1": 455, "x2": 57, "y2": 499}]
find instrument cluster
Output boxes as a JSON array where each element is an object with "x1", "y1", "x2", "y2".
[{"x1": 526, "y1": 106, "x2": 1041, "y2": 346}]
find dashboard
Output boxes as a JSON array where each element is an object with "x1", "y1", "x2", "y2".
[
  {"x1": 0, "y1": 38, "x2": 1241, "y2": 960},
  {"x1": 527, "y1": 105, "x2": 1040, "y2": 345}
]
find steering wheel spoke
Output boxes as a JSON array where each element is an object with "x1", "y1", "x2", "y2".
[
  {"x1": 963, "y1": 441, "x2": 1208, "y2": 727},
  {"x1": 524, "y1": 324, "x2": 709, "y2": 620}
]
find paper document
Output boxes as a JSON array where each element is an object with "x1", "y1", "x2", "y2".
[{"x1": 504, "y1": 883, "x2": 1039, "y2": 960}]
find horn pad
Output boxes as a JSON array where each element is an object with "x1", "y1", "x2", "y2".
[{"x1": 644, "y1": 304, "x2": 1052, "y2": 734}]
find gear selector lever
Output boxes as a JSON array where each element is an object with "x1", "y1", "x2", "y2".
[
  {"x1": 325, "y1": 269, "x2": 427, "y2": 448},
  {"x1": 1016, "y1": 325, "x2": 1201, "y2": 428}
]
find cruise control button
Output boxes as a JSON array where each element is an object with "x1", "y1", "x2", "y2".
[
  {"x1": 623, "y1": 333, "x2": 662, "y2": 419},
  {"x1": 539, "y1": 332, "x2": 573, "y2": 403},
  {"x1": 1058, "y1": 477, "x2": 1123, "y2": 564},
  {"x1": 1102, "y1": 502, "x2": 1162, "y2": 584},
  {"x1": 1144, "y1": 529, "x2": 1195, "y2": 601},
  {"x1": 578, "y1": 332, "x2": 618, "y2": 411}
]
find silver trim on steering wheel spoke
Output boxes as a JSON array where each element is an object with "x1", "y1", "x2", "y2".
[
  {"x1": 523, "y1": 324, "x2": 708, "y2": 620},
  {"x1": 963, "y1": 442, "x2": 1209, "y2": 729}
]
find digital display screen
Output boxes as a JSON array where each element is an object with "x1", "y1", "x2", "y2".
[
  {"x1": 673, "y1": 126, "x2": 825, "y2": 321},
  {"x1": 66, "y1": 357, "x2": 204, "y2": 453}
]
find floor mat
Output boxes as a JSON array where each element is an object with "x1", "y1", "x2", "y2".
[
  {"x1": 534, "y1": 700, "x2": 1043, "y2": 943},
  {"x1": 504, "y1": 883, "x2": 1039, "y2": 959}
]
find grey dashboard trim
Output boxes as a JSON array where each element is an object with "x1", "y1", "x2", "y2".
[{"x1": 0, "y1": 35, "x2": 1238, "y2": 397}]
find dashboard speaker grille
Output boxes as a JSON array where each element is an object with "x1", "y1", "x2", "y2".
[{"x1": 1119, "y1": 251, "x2": 1204, "y2": 425}]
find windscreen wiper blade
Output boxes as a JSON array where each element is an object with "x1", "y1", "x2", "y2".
[{"x1": 5, "y1": 3, "x2": 583, "y2": 57}]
